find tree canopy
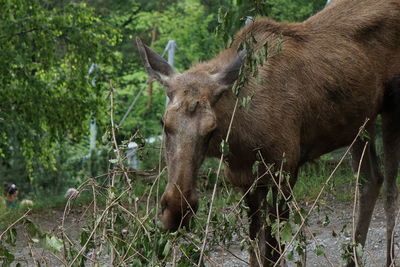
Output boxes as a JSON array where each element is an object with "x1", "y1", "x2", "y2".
[{"x1": 0, "y1": 0, "x2": 119, "y2": 169}]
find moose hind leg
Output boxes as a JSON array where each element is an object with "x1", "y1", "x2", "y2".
[
  {"x1": 382, "y1": 113, "x2": 400, "y2": 266},
  {"x1": 382, "y1": 76, "x2": 400, "y2": 266},
  {"x1": 348, "y1": 135, "x2": 383, "y2": 266}
]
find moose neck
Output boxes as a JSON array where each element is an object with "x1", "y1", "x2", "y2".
[{"x1": 207, "y1": 90, "x2": 258, "y2": 166}]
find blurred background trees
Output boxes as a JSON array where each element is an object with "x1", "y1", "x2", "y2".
[{"x1": 0, "y1": 0, "x2": 326, "y2": 199}]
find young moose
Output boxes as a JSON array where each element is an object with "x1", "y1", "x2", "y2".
[{"x1": 137, "y1": 0, "x2": 400, "y2": 265}]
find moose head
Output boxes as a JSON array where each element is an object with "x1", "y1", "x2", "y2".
[{"x1": 136, "y1": 38, "x2": 244, "y2": 231}]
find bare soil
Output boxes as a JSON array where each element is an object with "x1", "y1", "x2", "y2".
[
  {"x1": 8, "y1": 208, "x2": 85, "y2": 267},
  {"x1": 210, "y1": 198, "x2": 400, "y2": 266}
]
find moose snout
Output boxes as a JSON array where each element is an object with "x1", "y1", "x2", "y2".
[{"x1": 160, "y1": 191, "x2": 198, "y2": 232}]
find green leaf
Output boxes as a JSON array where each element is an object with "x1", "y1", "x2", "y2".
[
  {"x1": 252, "y1": 160, "x2": 260, "y2": 174},
  {"x1": 240, "y1": 94, "x2": 253, "y2": 109},
  {"x1": 80, "y1": 231, "x2": 89, "y2": 247},
  {"x1": 293, "y1": 212, "x2": 302, "y2": 225},
  {"x1": 315, "y1": 245, "x2": 325, "y2": 256},
  {"x1": 355, "y1": 243, "x2": 364, "y2": 259},
  {"x1": 276, "y1": 34, "x2": 283, "y2": 54},
  {"x1": 266, "y1": 187, "x2": 273, "y2": 206},
  {"x1": 45, "y1": 235, "x2": 63, "y2": 254},
  {"x1": 280, "y1": 221, "x2": 292, "y2": 243},
  {"x1": 162, "y1": 240, "x2": 172, "y2": 257},
  {"x1": 109, "y1": 158, "x2": 118, "y2": 164},
  {"x1": 24, "y1": 219, "x2": 44, "y2": 239},
  {"x1": 220, "y1": 140, "x2": 230, "y2": 156},
  {"x1": 359, "y1": 128, "x2": 370, "y2": 141}
]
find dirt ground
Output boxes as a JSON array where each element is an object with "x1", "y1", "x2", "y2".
[
  {"x1": 6, "y1": 198, "x2": 400, "y2": 266},
  {"x1": 210, "y1": 198, "x2": 400, "y2": 267},
  {"x1": 9, "y1": 208, "x2": 85, "y2": 267}
]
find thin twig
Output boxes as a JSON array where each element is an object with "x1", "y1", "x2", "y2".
[{"x1": 198, "y1": 98, "x2": 239, "y2": 266}]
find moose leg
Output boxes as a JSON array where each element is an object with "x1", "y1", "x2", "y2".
[
  {"x1": 244, "y1": 156, "x2": 299, "y2": 266},
  {"x1": 245, "y1": 186, "x2": 267, "y2": 266},
  {"x1": 263, "y1": 166, "x2": 298, "y2": 266},
  {"x1": 348, "y1": 135, "x2": 383, "y2": 267},
  {"x1": 245, "y1": 185, "x2": 289, "y2": 267},
  {"x1": 382, "y1": 112, "x2": 400, "y2": 267},
  {"x1": 264, "y1": 194, "x2": 290, "y2": 267}
]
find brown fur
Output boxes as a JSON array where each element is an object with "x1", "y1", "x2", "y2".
[{"x1": 137, "y1": 0, "x2": 400, "y2": 265}]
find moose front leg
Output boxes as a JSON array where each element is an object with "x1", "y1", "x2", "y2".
[
  {"x1": 244, "y1": 185, "x2": 290, "y2": 267},
  {"x1": 244, "y1": 186, "x2": 268, "y2": 266}
]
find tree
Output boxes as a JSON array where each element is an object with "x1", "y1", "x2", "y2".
[{"x1": 0, "y1": 0, "x2": 119, "y2": 174}]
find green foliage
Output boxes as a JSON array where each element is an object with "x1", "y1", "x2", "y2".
[
  {"x1": 0, "y1": 0, "x2": 119, "y2": 185},
  {"x1": 263, "y1": 0, "x2": 326, "y2": 22},
  {"x1": 294, "y1": 158, "x2": 355, "y2": 202},
  {"x1": 263, "y1": 0, "x2": 326, "y2": 20}
]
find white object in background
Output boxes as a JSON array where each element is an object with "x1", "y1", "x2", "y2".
[{"x1": 65, "y1": 188, "x2": 80, "y2": 200}]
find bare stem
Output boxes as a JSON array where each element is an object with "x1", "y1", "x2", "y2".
[{"x1": 197, "y1": 98, "x2": 239, "y2": 266}]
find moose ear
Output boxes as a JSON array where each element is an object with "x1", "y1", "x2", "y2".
[
  {"x1": 211, "y1": 50, "x2": 246, "y2": 100},
  {"x1": 136, "y1": 37, "x2": 177, "y2": 86}
]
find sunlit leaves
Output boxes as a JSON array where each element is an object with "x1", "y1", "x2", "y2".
[{"x1": 0, "y1": 0, "x2": 119, "y2": 173}]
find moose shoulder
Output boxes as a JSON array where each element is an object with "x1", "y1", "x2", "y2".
[{"x1": 137, "y1": 0, "x2": 400, "y2": 265}]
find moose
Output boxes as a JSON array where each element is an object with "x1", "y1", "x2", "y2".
[{"x1": 137, "y1": 0, "x2": 400, "y2": 265}]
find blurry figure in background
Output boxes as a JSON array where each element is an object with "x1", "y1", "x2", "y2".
[{"x1": 4, "y1": 183, "x2": 19, "y2": 209}]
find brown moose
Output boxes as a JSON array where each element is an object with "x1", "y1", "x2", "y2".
[{"x1": 137, "y1": 0, "x2": 400, "y2": 265}]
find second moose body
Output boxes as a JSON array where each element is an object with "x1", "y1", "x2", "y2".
[{"x1": 137, "y1": 0, "x2": 400, "y2": 266}]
